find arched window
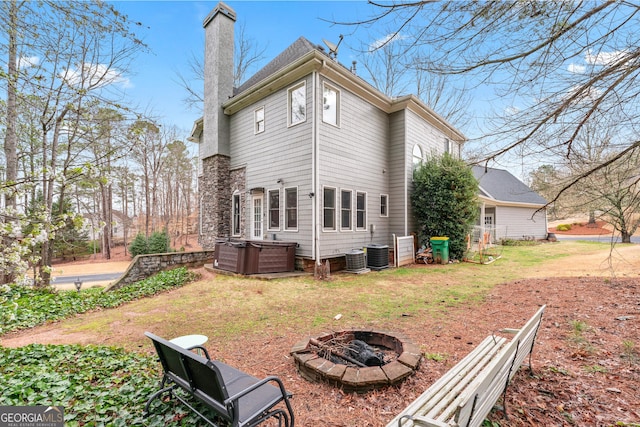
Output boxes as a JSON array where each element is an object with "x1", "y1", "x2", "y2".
[{"x1": 412, "y1": 144, "x2": 423, "y2": 171}]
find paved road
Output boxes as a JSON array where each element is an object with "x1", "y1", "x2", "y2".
[
  {"x1": 555, "y1": 234, "x2": 640, "y2": 244},
  {"x1": 53, "y1": 272, "x2": 123, "y2": 285}
]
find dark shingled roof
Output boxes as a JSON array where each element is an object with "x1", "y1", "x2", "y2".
[
  {"x1": 234, "y1": 36, "x2": 320, "y2": 95},
  {"x1": 472, "y1": 165, "x2": 547, "y2": 205}
]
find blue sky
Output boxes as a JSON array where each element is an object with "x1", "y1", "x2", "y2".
[
  {"x1": 113, "y1": 1, "x2": 378, "y2": 135},
  {"x1": 112, "y1": 1, "x2": 611, "y2": 182}
]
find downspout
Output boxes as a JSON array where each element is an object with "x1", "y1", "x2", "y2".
[
  {"x1": 312, "y1": 68, "x2": 320, "y2": 265},
  {"x1": 403, "y1": 115, "x2": 408, "y2": 236}
]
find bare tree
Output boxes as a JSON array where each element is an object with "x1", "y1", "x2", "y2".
[
  {"x1": 581, "y1": 148, "x2": 640, "y2": 243},
  {"x1": 358, "y1": 1, "x2": 640, "y2": 201},
  {"x1": 175, "y1": 22, "x2": 267, "y2": 113},
  {"x1": 83, "y1": 107, "x2": 129, "y2": 259},
  {"x1": 128, "y1": 120, "x2": 161, "y2": 237},
  {"x1": 160, "y1": 139, "x2": 194, "y2": 246},
  {"x1": 357, "y1": 30, "x2": 471, "y2": 126},
  {"x1": 0, "y1": 1, "x2": 147, "y2": 285},
  {"x1": 358, "y1": 32, "x2": 411, "y2": 97},
  {"x1": 1, "y1": 0, "x2": 18, "y2": 211},
  {"x1": 562, "y1": 123, "x2": 640, "y2": 243}
]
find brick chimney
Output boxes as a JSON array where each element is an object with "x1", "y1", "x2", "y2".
[{"x1": 199, "y1": 2, "x2": 236, "y2": 248}]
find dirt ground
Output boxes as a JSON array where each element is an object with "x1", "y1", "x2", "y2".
[
  {"x1": 548, "y1": 220, "x2": 614, "y2": 236},
  {"x1": 4, "y1": 229, "x2": 640, "y2": 426}
]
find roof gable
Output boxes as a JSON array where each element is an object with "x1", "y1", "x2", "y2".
[
  {"x1": 472, "y1": 166, "x2": 547, "y2": 206},
  {"x1": 235, "y1": 36, "x2": 318, "y2": 95}
]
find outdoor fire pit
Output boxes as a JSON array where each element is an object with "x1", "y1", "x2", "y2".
[{"x1": 290, "y1": 330, "x2": 422, "y2": 393}]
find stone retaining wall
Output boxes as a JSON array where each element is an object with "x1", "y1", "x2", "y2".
[{"x1": 105, "y1": 250, "x2": 215, "y2": 292}]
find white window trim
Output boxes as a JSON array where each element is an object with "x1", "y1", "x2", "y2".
[
  {"x1": 288, "y1": 81, "x2": 306, "y2": 127},
  {"x1": 412, "y1": 144, "x2": 423, "y2": 166},
  {"x1": 340, "y1": 188, "x2": 353, "y2": 231},
  {"x1": 255, "y1": 106, "x2": 265, "y2": 134},
  {"x1": 380, "y1": 194, "x2": 389, "y2": 218},
  {"x1": 322, "y1": 186, "x2": 337, "y2": 232},
  {"x1": 356, "y1": 191, "x2": 368, "y2": 231},
  {"x1": 267, "y1": 188, "x2": 280, "y2": 231},
  {"x1": 231, "y1": 191, "x2": 241, "y2": 237},
  {"x1": 322, "y1": 82, "x2": 340, "y2": 128},
  {"x1": 284, "y1": 186, "x2": 299, "y2": 232}
]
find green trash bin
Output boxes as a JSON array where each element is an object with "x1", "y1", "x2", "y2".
[{"x1": 430, "y1": 237, "x2": 449, "y2": 264}]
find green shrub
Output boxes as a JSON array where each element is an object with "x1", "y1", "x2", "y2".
[
  {"x1": 129, "y1": 233, "x2": 148, "y2": 257},
  {"x1": 148, "y1": 230, "x2": 170, "y2": 254},
  {"x1": 130, "y1": 230, "x2": 171, "y2": 256},
  {"x1": 499, "y1": 239, "x2": 540, "y2": 246},
  {"x1": 555, "y1": 224, "x2": 572, "y2": 231},
  {"x1": 412, "y1": 153, "x2": 479, "y2": 260}
]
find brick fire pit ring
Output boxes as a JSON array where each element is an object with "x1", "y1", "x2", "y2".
[{"x1": 290, "y1": 329, "x2": 422, "y2": 393}]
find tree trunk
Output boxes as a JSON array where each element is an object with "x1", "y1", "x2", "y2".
[
  {"x1": 144, "y1": 165, "x2": 150, "y2": 237},
  {"x1": 3, "y1": 1, "x2": 17, "y2": 209},
  {"x1": 621, "y1": 231, "x2": 631, "y2": 244},
  {"x1": 1, "y1": 0, "x2": 18, "y2": 285},
  {"x1": 100, "y1": 181, "x2": 112, "y2": 259}
]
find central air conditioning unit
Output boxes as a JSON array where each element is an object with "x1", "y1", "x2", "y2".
[
  {"x1": 366, "y1": 244, "x2": 389, "y2": 270},
  {"x1": 345, "y1": 249, "x2": 367, "y2": 273}
]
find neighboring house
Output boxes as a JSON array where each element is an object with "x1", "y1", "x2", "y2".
[
  {"x1": 472, "y1": 166, "x2": 548, "y2": 240},
  {"x1": 191, "y1": 2, "x2": 465, "y2": 269},
  {"x1": 82, "y1": 210, "x2": 134, "y2": 241}
]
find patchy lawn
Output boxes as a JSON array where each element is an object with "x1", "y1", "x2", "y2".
[{"x1": 2, "y1": 242, "x2": 639, "y2": 426}]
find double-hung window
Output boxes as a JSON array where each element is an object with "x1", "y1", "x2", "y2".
[
  {"x1": 341, "y1": 190, "x2": 352, "y2": 230},
  {"x1": 288, "y1": 82, "x2": 306, "y2": 126},
  {"x1": 323, "y1": 187, "x2": 336, "y2": 230},
  {"x1": 380, "y1": 194, "x2": 388, "y2": 217},
  {"x1": 323, "y1": 83, "x2": 340, "y2": 126},
  {"x1": 268, "y1": 189, "x2": 279, "y2": 230},
  {"x1": 285, "y1": 187, "x2": 297, "y2": 230},
  {"x1": 356, "y1": 192, "x2": 367, "y2": 230}
]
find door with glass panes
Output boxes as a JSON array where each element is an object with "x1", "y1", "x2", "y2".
[{"x1": 251, "y1": 195, "x2": 263, "y2": 240}]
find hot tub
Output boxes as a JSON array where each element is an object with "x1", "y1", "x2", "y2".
[{"x1": 214, "y1": 239, "x2": 297, "y2": 274}]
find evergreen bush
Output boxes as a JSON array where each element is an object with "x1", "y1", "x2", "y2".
[
  {"x1": 148, "y1": 230, "x2": 170, "y2": 254},
  {"x1": 129, "y1": 233, "x2": 148, "y2": 257},
  {"x1": 411, "y1": 153, "x2": 479, "y2": 260}
]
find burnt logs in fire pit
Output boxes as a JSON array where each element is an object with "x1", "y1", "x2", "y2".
[
  {"x1": 291, "y1": 330, "x2": 422, "y2": 393},
  {"x1": 347, "y1": 339, "x2": 385, "y2": 366}
]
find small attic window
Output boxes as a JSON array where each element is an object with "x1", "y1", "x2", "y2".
[{"x1": 255, "y1": 107, "x2": 265, "y2": 134}]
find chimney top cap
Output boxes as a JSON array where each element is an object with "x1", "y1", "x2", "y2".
[{"x1": 203, "y1": 2, "x2": 237, "y2": 27}]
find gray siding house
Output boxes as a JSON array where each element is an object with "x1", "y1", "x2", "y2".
[
  {"x1": 192, "y1": 2, "x2": 465, "y2": 269},
  {"x1": 472, "y1": 166, "x2": 548, "y2": 240}
]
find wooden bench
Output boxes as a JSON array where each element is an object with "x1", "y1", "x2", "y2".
[
  {"x1": 144, "y1": 332, "x2": 295, "y2": 427},
  {"x1": 386, "y1": 305, "x2": 546, "y2": 427}
]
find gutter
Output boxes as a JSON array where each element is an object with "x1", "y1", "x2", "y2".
[
  {"x1": 312, "y1": 68, "x2": 320, "y2": 263},
  {"x1": 223, "y1": 50, "x2": 465, "y2": 143},
  {"x1": 477, "y1": 195, "x2": 548, "y2": 209},
  {"x1": 223, "y1": 52, "x2": 324, "y2": 115}
]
